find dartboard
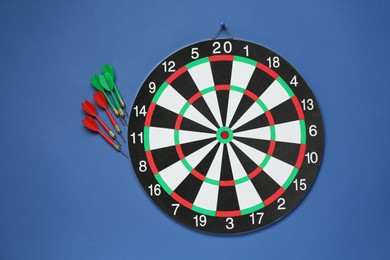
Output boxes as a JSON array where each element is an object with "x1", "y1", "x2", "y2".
[{"x1": 128, "y1": 39, "x2": 324, "y2": 234}]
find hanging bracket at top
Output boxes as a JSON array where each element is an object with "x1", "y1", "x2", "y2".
[{"x1": 212, "y1": 22, "x2": 233, "y2": 39}]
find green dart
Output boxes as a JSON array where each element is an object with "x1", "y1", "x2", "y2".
[
  {"x1": 102, "y1": 64, "x2": 126, "y2": 109},
  {"x1": 104, "y1": 72, "x2": 129, "y2": 118},
  {"x1": 98, "y1": 75, "x2": 125, "y2": 118},
  {"x1": 90, "y1": 75, "x2": 119, "y2": 116}
]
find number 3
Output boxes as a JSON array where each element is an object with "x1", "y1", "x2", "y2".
[{"x1": 226, "y1": 218, "x2": 234, "y2": 229}]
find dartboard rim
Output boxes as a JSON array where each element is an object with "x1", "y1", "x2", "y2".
[{"x1": 128, "y1": 38, "x2": 324, "y2": 234}]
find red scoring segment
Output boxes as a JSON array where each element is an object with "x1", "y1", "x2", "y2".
[{"x1": 221, "y1": 131, "x2": 229, "y2": 139}]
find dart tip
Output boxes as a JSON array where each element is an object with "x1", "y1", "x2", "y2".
[
  {"x1": 119, "y1": 150, "x2": 128, "y2": 158},
  {"x1": 114, "y1": 125, "x2": 121, "y2": 134},
  {"x1": 113, "y1": 143, "x2": 128, "y2": 158},
  {"x1": 119, "y1": 133, "x2": 127, "y2": 143},
  {"x1": 118, "y1": 109, "x2": 125, "y2": 118}
]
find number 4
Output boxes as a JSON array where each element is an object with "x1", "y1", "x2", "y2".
[{"x1": 290, "y1": 75, "x2": 298, "y2": 87}]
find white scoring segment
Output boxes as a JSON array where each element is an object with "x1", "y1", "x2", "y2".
[
  {"x1": 187, "y1": 62, "x2": 214, "y2": 91},
  {"x1": 193, "y1": 182, "x2": 219, "y2": 212},
  {"x1": 226, "y1": 90, "x2": 244, "y2": 127},
  {"x1": 158, "y1": 141, "x2": 217, "y2": 191},
  {"x1": 148, "y1": 127, "x2": 175, "y2": 150},
  {"x1": 235, "y1": 181, "x2": 263, "y2": 210},
  {"x1": 231, "y1": 100, "x2": 266, "y2": 131},
  {"x1": 204, "y1": 143, "x2": 223, "y2": 181},
  {"x1": 203, "y1": 92, "x2": 223, "y2": 127},
  {"x1": 259, "y1": 80, "x2": 290, "y2": 111},
  {"x1": 274, "y1": 120, "x2": 302, "y2": 144},
  {"x1": 226, "y1": 61, "x2": 256, "y2": 126},
  {"x1": 148, "y1": 127, "x2": 215, "y2": 151},
  {"x1": 230, "y1": 60, "x2": 256, "y2": 88},
  {"x1": 232, "y1": 139, "x2": 267, "y2": 166},
  {"x1": 184, "y1": 105, "x2": 218, "y2": 131},
  {"x1": 155, "y1": 84, "x2": 187, "y2": 115},
  {"x1": 156, "y1": 84, "x2": 217, "y2": 131},
  {"x1": 263, "y1": 156, "x2": 294, "y2": 187},
  {"x1": 178, "y1": 129, "x2": 216, "y2": 145},
  {"x1": 234, "y1": 126, "x2": 271, "y2": 141},
  {"x1": 188, "y1": 62, "x2": 223, "y2": 126},
  {"x1": 185, "y1": 140, "x2": 218, "y2": 170},
  {"x1": 158, "y1": 160, "x2": 191, "y2": 191},
  {"x1": 227, "y1": 143, "x2": 249, "y2": 180}
]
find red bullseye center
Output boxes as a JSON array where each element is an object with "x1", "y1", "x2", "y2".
[{"x1": 221, "y1": 131, "x2": 229, "y2": 139}]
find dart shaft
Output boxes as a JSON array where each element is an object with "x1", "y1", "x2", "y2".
[
  {"x1": 109, "y1": 89, "x2": 121, "y2": 109},
  {"x1": 113, "y1": 82, "x2": 125, "y2": 107},
  {"x1": 102, "y1": 90, "x2": 116, "y2": 112},
  {"x1": 96, "y1": 116, "x2": 116, "y2": 139},
  {"x1": 105, "y1": 107, "x2": 119, "y2": 131},
  {"x1": 97, "y1": 129, "x2": 115, "y2": 146}
]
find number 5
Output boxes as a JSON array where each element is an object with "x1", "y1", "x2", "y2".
[{"x1": 191, "y1": 48, "x2": 199, "y2": 59}]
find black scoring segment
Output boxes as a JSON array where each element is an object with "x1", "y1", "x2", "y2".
[
  {"x1": 170, "y1": 71, "x2": 199, "y2": 100},
  {"x1": 179, "y1": 117, "x2": 216, "y2": 133},
  {"x1": 174, "y1": 174, "x2": 204, "y2": 204},
  {"x1": 251, "y1": 170, "x2": 281, "y2": 201},
  {"x1": 234, "y1": 137, "x2": 270, "y2": 155},
  {"x1": 151, "y1": 145, "x2": 180, "y2": 172},
  {"x1": 217, "y1": 186, "x2": 240, "y2": 211},
  {"x1": 229, "y1": 95, "x2": 257, "y2": 128},
  {"x1": 268, "y1": 99, "x2": 299, "y2": 125},
  {"x1": 230, "y1": 142, "x2": 259, "y2": 174},
  {"x1": 246, "y1": 68, "x2": 275, "y2": 97},
  {"x1": 272, "y1": 141, "x2": 301, "y2": 166},
  {"x1": 180, "y1": 138, "x2": 216, "y2": 157},
  {"x1": 233, "y1": 113, "x2": 270, "y2": 133},
  {"x1": 219, "y1": 145, "x2": 234, "y2": 181},
  {"x1": 170, "y1": 71, "x2": 220, "y2": 128},
  {"x1": 193, "y1": 143, "x2": 221, "y2": 177},
  {"x1": 191, "y1": 97, "x2": 220, "y2": 129},
  {"x1": 210, "y1": 61, "x2": 232, "y2": 85},
  {"x1": 150, "y1": 105, "x2": 178, "y2": 129},
  {"x1": 216, "y1": 90, "x2": 229, "y2": 126}
]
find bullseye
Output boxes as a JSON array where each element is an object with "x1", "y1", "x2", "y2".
[
  {"x1": 221, "y1": 131, "x2": 229, "y2": 139},
  {"x1": 216, "y1": 126, "x2": 233, "y2": 144}
]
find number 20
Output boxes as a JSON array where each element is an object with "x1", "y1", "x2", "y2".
[{"x1": 213, "y1": 41, "x2": 232, "y2": 54}]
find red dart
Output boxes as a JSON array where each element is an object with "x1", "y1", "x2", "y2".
[
  {"x1": 82, "y1": 100, "x2": 116, "y2": 140},
  {"x1": 94, "y1": 91, "x2": 126, "y2": 143},
  {"x1": 82, "y1": 116, "x2": 127, "y2": 158}
]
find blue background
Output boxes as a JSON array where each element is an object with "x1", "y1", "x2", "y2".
[{"x1": 0, "y1": 0, "x2": 389, "y2": 259}]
